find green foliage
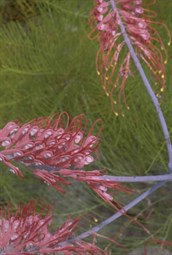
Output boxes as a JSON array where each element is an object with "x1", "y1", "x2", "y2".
[{"x1": 0, "y1": 0, "x2": 172, "y2": 253}]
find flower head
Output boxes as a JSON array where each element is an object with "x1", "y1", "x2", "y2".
[
  {"x1": 0, "y1": 112, "x2": 102, "y2": 175},
  {"x1": 0, "y1": 113, "x2": 103, "y2": 192},
  {"x1": 0, "y1": 201, "x2": 104, "y2": 255},
  {"x1": 89, "y1": 0, "x2": 171, "y2": 114},
  {"x1": 0, "y1": 113, "x2": 131, "y2": 206}
]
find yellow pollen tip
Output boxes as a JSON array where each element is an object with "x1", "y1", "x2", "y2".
[
  {"x1": 161, "y1": 74, "x2": 165, "y2": 79},
  {"x1": 114, "y1": 112, "x2": 119, "y2": 116},
  {"x1": 168, "y1": 42, "x2": 171, "y2": 46},
  {"x1": 106, "y1": 92, "x2": 109, "y2": 96},
  {"x1": 113, "y1": 100, "x2": 117, "y2": 104},
  {"x1": 97, "y1": 71, "x2": 100, "y2": 75},
  {"x1": 127, "y1": 106, "x2": 130, "y2": 110},
  {"x1": 93, "y1": 218, "x2": 98, "y2": 223},
  {"x1": 158, "y1": 70, "x2": 162, "y2": 74},
  {"x1": 105, "y1": 67, "x2": 108, "y2": 71},
  {"x1": 160, "y1": 88, "x2": 164, "y2": 92},
  {"x1": 164, "y1": 60, "x2": 167, "y2": 64},
  {"x1": 105, "y1": 76, "x2": 109, "y2": 80}
]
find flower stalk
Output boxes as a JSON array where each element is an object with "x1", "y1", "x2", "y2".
[{"x1": 71, "y1": 172, "x2": 172, "y2": 183}]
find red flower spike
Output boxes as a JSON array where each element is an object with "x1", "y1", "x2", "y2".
[
  {"x1": 0, "y1": 114, "x2": 131, "y2": 209},
  {"x1": 0, "y1": 112, "x2": 103, "y2": 180},
  {"x1": 89, "y1": 0, "x2": 171, "y2": 115},
  {"x1": 0, "y1": 202, "x2": 105, "y2": 255}
]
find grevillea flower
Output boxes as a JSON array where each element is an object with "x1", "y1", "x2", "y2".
[
  {"x1": 89, "y1": 0, "x2": 171, "y2": 115},
  {"x1": 0, "y1": 112, "x2": 102, "y2": 178},
  {"x1": 0, "y1": 201, "x2": 104, "y2": 255},
  {"x1": 0, "y1": 113, "x2": 131, "y2": 204}
]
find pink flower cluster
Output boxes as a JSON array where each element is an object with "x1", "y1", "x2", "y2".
[
  {"x1": 92, "y1": 0, "x2": 150, "y2": 49},
  {"x1": 0, "y1": 112, "x2": 131, "y2": 207},
  {"x1": 0, "y1": 202, "x2": 104, "y2": 255},
  {"x1": 0, "y1": 113, "x2": 102, "y2": 177},
  {"x1": 89, "y1": 0, "x2": 171, "y2": 114}
]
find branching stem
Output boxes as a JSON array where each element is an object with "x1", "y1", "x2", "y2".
[{"x1": 58, "y1": 0, "x2": 172, "y2": 246}]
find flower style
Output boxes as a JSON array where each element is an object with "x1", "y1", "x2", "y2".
[
  {"x1": 0, "y1": 201, "x2": 104, "y2": 255},
  {"x1": 89, "y1": 0, "x2": 171, "y2": 114}
]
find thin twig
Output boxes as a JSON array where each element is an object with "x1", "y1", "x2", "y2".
[{"x1": 80, "y1": 173, "x2": 172, "y2": 183}]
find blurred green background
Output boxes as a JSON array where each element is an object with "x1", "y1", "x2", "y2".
[{"x1": 0, "y1": 0, "x2": 172, "y2": 253}]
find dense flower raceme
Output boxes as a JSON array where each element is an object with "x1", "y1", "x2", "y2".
[
  {"x1": 89, "y1": 0, "x2": 171, "y2": 114},
  {"x1": 0, "y1": 201, "x2": 105, "y2": 255},
  {"x1": 0, "y1": 112, "x2": 102, "y2": 177},
  {"x1": 0, "y1": 113, "x2": 131, "y2": 206},
  {"x1": 0, "y1": 112, "x2": 102, "y2": 179}
]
